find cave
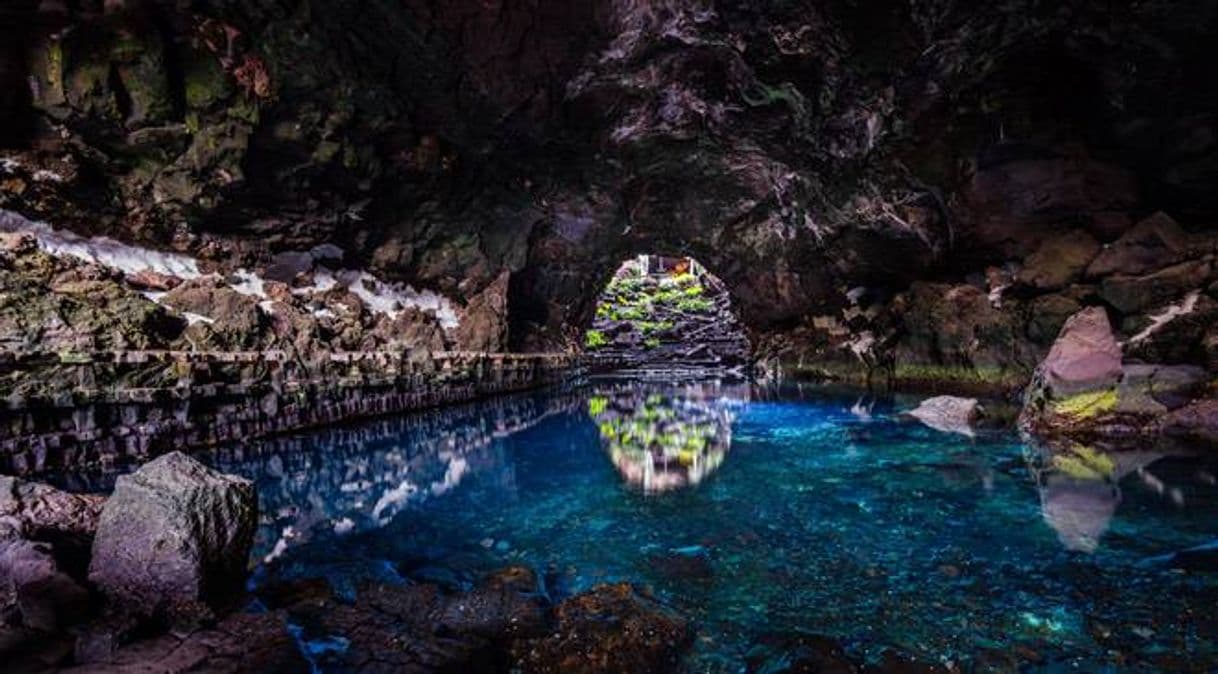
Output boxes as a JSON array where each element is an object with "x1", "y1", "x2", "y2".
[{"x1": 3, "y1": 1, "x2": 1218, "y2": 672}]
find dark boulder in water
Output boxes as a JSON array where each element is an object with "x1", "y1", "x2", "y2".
[
  {"x1": 61, "y1": 611, "x2": 308, "y2": 674},
  {"x1": 512, "y1": 583, "x2": 692, "y2": 674}
]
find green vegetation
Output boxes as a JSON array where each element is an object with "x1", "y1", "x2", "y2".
[
  {"x1": 1052, "y1": 389, "x2": 1118, "y2": 420},
  {"x1": 585, "y1": 329, "x2": 607, "y2": 350},
  {"x1": 584, "y1": 263, "x2": 718, "y2": 351}
]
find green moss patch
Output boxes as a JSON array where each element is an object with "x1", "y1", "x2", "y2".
[{"x1": 1052, "y1": 389, "x2": 1118, "y2": 420}]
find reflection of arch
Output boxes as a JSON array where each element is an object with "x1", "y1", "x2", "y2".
[{"x1": 587, "y1": 381, "x2": 748, "y2": 493}]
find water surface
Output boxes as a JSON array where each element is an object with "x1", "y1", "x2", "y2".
[{"x1": 71, "y1": 380, "x2": 1218, "y2": 670}]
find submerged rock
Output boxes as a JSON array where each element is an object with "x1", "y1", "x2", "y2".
[
  {"x1": 88, "y1": 452, "x2": 256, "y2": 622},
  {"x1": 512, "y1": 583, "x2": 691, "y2": 674},
  {"x1": 906, "y1": 396, "x2": 981, "y2": 437},
  {"x1": 62, "y1": 611, "x2": 307, "y2": 674}
]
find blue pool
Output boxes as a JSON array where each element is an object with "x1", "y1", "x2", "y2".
[{"x1": 112, "y1": 380, "x2": 1218, "y2": 670}]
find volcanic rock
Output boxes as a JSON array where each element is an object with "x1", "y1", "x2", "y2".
[
  {"x1": 512, "y1": 583, "x2": 691, "y2": 674},
  {"x1": 906, "y1": 396, "x2": 981, "y2": 437},
  {"x1": 88, "y1": 452, "x2": 256, "y2": 622}
]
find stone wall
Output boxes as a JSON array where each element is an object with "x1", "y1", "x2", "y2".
[{"x1": 1, "y1": 350, "x2": 579, "y2": 475}]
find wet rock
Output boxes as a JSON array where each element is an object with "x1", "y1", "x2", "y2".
[
  {"x1": 647, "y1": 545, "x2": 714, "y2": 580},
  {"x1": 745, "y1": 632, "x2": 858, "y2": 674},
  {"x1": 88, "y1": 452, "x2": 257, "y2": 622},
  {"x1": 438, "y1": 565, "x2": 549, "y2": 639},
  {"x1": 1017, "y1": 230, "x2": 1100, "y2": 290},
  {"x1": 512, "y1": 583, "x2": 691, "y2": 674},
  {"x1": 62, "y1": 611, "x2": 307, "y2": 674},
  {"x1": 288, "y1": 582, "x2": 503, "y2": 673},
  {"x1": 905, "y1": 396, "x2": 981, "y2": 437}
]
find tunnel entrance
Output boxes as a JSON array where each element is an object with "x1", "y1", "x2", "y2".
[{"x1": 583, "y1": 255, "x2": 750, "y2": 375}]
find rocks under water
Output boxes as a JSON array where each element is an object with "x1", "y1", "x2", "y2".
[{"x1": 27, "y1": 380, "x2": 1216, "y2": 673}]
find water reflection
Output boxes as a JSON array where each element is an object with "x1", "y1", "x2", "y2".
[
  {"x1": 204, "y1": 387, "x2": 586, "y2": 561},
  {"x1": 1026, "y1": 443, "x2": 1205, "y2": 553},
  {"x1": 587, "y1": 380, "x2": 748, "y2": 493}
]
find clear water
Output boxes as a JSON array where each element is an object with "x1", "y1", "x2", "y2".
[{"x1": 72, "y1": 380, "x2": 1218, "y2": 671}]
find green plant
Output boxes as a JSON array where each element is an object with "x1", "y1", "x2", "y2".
[
  {"x1": 676, "y1": 297, "x2": 714, "y2": 313},
  {"x1": 588, "y1": 395, "x2": 609, "y2": 416},
  {"x1": 644, "y1": 337, "x2": 661, "y2": 349},
  {"x1": 585, "y1": 330, "x2": 607, "y2": 349}
]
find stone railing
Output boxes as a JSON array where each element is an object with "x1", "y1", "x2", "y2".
[{"x1": 0, "y1": 349, "x2": 582, "y2": 476}]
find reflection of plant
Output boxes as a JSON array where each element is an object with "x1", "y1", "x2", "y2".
[
  {"x1": 644, "y1": 337, "x2": 661, "y2": 349},
  {"x1": 587, "y1": 384, "x2": 743, "y2": 493},
  {"x1": 1052, "y1": 445, "x2": 1116, "y2": 481},
  {"x1": 585, "y1": 330, "x2": 607, "y2": 349}
]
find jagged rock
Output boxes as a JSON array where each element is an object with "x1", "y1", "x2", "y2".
[
  {"x1": 455, "y1": 269, "x2": 510, "y2": 352},
  {"x1": 512, "y1": 583, "x2": 691, "y2": 674},
  {"x1": 1038, "y1": 307, "x2": 1122, "y2": 397},
  {"x1": 1116, "y1": 364, "x2": 1208, "y2": 415},
  {"x1": 62, "y1": 611, "x2": 307, "y2": 674},
  {"x1": 1025, "y1": 293, "x2": 1083, "y2": 345},
  {"x1": 1087, "y1": 212, "x2": 1193, "y2": 278},
  {"x1": 1123, "y1": 293, "x2": 1218, "y2": 365},
  {"x1": 1162, "y1": 399, "x2": 1218, "y2": 449},
  {"x1": 161, "y1": 278, "x2": 266, "y2": 349},
  {"x1": 1099, "y1": 259, "x2": 1211, "y2": 314},
  {"x1": 906, "y1": 396, "x2": 981, "y2": 437},
  {"x1": 892, "y1": 283, "x2": 1037, "y2": 391},
  {"x1": 1017, "y1": 230, "x2": 1100, "y2": 290},
  {"x1": 0, "y1": 523, "x2": 90, "y2": 635},
  {"x1": 88, "y1": 452, "x2": 257, "y2": 622},
  {"x1": 0, "y1": 476, "x2": 104, "y2": 543}
]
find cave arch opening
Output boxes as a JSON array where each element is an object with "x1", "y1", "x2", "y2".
[{"x1": 582, "y1": 254, "x2": 751, "y2": 375}]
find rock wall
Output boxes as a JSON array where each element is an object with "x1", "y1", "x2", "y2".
[
  {"x1": 1, "y1": 2, "x2": 1218, "y2": 414},
  {"x1": 2, "y1": 350, "x2": 579, "y2": 476}
]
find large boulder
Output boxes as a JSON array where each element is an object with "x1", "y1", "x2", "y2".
[
  {"x1": 512, "y1": 583, "x2": 691, "y2": 674},
  {"x1": 88, "y1": 452, "x2": 257, "y2": 622},
  {"x1": 1038, "y1": 307, "x2": 1122, "y2": 397},
  {"x1": 1086, "y1": 212, "x2": 1193, "y2": 278},
  {"x1": 1017, "y1": 229, "x2": 1100, "y2": 290},
  {"x1": 1098, "y1": 259, "x2": 1211, "y2": 315},
  {"x1": 906, "y1": 396, "x2": 981, "y2": 437}
]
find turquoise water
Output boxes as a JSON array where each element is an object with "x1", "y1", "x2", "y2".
[{"x1": 206, "y1": 381, "x2": 1218, "y2": 670}]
